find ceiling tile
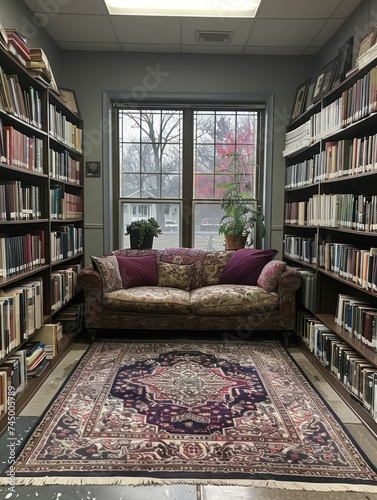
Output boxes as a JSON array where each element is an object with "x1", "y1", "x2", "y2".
[
  {"x1": 244, "y1": 46, "x2": 307, "y2": 55},
  {"x1": 120, "y1": 44, "x2": 180, "y2": 53},
  {"x1": 43, "y1": 14, "x2": 116, "y2": 43},
  {"x1": 248, "y1": 19, "x2": 326, "y2": 46},
  {"x1": 57, "y1": 42, "x2": 121, "y2": 51},
  {"x1": 111, "y1": 16, "x2": 180, "y2": 44},
  {"x1": 22, "y1": 0, "x2": 107, "y2": 14},
  {"x1": 257, "y1": 0, "x2": 351, "y2": 19}
]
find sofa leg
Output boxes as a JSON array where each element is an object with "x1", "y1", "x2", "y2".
[
  {"x1": 282, "y1": 331, "x2": 292, "y2": 347},
  {"x1": 86, "y1": 328, "x2": 97, "y2": 343}
]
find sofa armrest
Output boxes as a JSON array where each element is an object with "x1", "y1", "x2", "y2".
[
  {"x1": 78, "y1": 266, "x2": 103, "y2": 329},
  {"x1": 277, "y1": 266, "x2": 302, "y2": 318}
]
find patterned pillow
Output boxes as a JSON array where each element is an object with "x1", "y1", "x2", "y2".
[
  {"x1": 257, "y1": 260, "x2": 287, "y2": 292},
  {"x1": 91, "y1": 255, "x2": 122, "y2": 292},
  {"x1": 202, "y1": 251, "x2": 234, "y2": 286},
  {"x1": 157, "y1": 261, "x2": 195, "y2": 291}
]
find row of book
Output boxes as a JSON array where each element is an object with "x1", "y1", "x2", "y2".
[
  {"x1": 284, "y1": 193, "x2": 377, "y2": 231},
  {"x1": 50, "y1": 185, "x2": 83, "y2": 219},
  {"x1": 0, "y1": 277, "x2": 44, "y2": 360},
  {"x1": 50, "y1": 265, "x2": 83, "y2": 312},
  {"x1": 49, "y1": 104, "x2": 82, "y2": 153},
  {"x1": 0, "y1": 124, "x2": 44, "y2": 172},
  {"x1": 336, "y1": 293, "x2": 377, "y2": 350},
  {"x1": 49, "y1": 149, "x2": 81, "y2": 185},
  {"x1": 0, "y1": 231, "x2": 45, "y2": 278},
  {"x1": 0, "y1": 181, "x2": 41, "y2": 221},
  {"x1": 0, "y1": 65, "x2": 42, "y2": 128},
  {"x1": 284, "y1": 234, "x2": 317, "y2": 265},
  {"x1": 51, "y1": 226, "x2": 84, "y2": 263},
  {"x1": 285, "y1": 135, "x2": 377, "y2": 189},
  {"x1": 0, "y1": 323, "x2": 64, "y2": 418},
  {"x1": 297, "y1": 312, "x2": 377, "y2": 420},
  {"x1": 318, "y1": 244, "x2": 377, "y2": 291}
]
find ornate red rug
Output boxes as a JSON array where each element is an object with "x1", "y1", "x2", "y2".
[{"x1": 3, "y1": 340, "x2": 377, "y2": 491}]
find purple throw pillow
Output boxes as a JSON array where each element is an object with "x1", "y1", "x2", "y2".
[
  {"x1": 116, "y1": 254, "x2": 158, "y2": 288},
  {"x1": 219, "y1": 249, "x2": 278, "y2": 286}
]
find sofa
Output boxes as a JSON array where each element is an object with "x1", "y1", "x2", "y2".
[{"x1": 78, "y1": 247, "x2": 302, "y2": 344}]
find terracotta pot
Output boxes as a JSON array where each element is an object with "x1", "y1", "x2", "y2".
[{"x1": 224, "y1": 235, "x2": 247, "y2": 250}]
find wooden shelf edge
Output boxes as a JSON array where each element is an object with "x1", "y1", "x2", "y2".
[
  {"x1": 0, "y1": 333, "x2": 79, "y2": 436},
  {"x1": 296, "y1": 337, "x2": 377, "y2": 437}
]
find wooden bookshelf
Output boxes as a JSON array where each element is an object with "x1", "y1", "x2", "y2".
[
  {"x1": 0, "y1": 43, "x2": 84, "y2": 435},
  {"x1": 284, "y1": 47, "x2": 377, "y2": 434}
]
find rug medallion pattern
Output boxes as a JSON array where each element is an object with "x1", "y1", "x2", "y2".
[{"x1": 7, "y1": 341, "x2": 377, "y2": 488}]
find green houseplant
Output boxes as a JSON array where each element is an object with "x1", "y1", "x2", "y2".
[
  {"x1": 125, "y1": 218, "x2": 162, "y2": 249},
  {"x1": 217, "y1": 152, "x2": 265, "y2": 249}
]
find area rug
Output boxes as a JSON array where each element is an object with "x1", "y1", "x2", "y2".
[{"x1": 2, "y1": 339, "x2": 377, "y2": 491}]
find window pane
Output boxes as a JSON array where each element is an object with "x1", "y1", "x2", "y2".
[
  {"x1": 193, "y1": 203, "x2": 224, "y2": 251},
  {"x1": 195, "y1": 113, "x2": 214, "y2": 144},
  {"x1": 121, "y1": 202, "x2": 181, "y2": 248},
  {"x1": 216, "y1": 113, "x2": 235, "y2": 144}
]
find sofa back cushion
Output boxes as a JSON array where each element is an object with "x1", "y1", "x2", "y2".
[
  {"x1": 116, "y1": 254, "x2": 158, "y2": 288},
  {"x1": 158, "y1": 248, "x2": 206, "y2": 289},
  {"x1": 219, "y1": 249, "x2": 278, "y2": 286}
]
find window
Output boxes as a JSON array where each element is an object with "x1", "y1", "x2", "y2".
[{"x1": 115, "y1": 105, "x2": 265, "y2": 250}]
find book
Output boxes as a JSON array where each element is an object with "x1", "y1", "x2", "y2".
[{"x1": 32, "y1": 324, "x2": 59, "y2": 359}]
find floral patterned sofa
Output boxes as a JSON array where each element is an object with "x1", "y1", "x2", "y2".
[{"x1": 78, "y1": 247, "x2": 302, "y2": 343}]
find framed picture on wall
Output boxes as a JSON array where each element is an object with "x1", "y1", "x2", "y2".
[
  {"x1": 290, "y1": 79, "x2": 310, "y2": 122},
  {"x1": 312, "y1": 71, "x2": 325, "y2": 102},
  {"x1": 319, "y1": 57, "x2": 338, "y2": 96},
  {"x1": 357, "y1": 26, "x2": 377, "y2": 60}
]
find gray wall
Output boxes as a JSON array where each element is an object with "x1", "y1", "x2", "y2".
[{"x1": 3, "y1": 0, "x2": 376, "y2": 263}]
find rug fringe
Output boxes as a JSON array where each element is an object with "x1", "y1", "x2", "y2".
[{"x1": 1, "y1": 477, "x2": 377, "y2": 492}]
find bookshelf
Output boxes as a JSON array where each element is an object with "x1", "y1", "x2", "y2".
[
  {"x1": 0, "y1": 44, "x2": 84, "y2": 435},
  {"x1": 283, "y1": 53, "x2": 377, "y2": 434}
]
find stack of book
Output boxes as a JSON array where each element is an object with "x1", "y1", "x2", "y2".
[
  {"x1": 5, "y1": 29, "x2": 30, "y2": 67},
  {"x1": 26, "y1": 48, "x2": 58, "y2": 93},
  {"x1": 24, "y1": 340, "x2": 48, "y2": 379}
]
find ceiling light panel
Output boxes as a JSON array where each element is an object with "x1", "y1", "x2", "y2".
[{"x1": 105, "y1": 0, "x2": 261, "y2": 17}]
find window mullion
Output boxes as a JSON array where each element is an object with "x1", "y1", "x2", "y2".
[{"x1": 182, "y1": 109, "x2": 194, "y2": 248}]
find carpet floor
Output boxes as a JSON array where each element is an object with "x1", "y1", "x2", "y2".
[{"x1": 2, "y1": 339, "x2": 377, "y2": 492}]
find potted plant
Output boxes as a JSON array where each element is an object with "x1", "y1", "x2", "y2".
[
  {"x1": 125, "y1": 217, "x2": 162, "y2": 249},
  {"x1": 217, "y1": 152, "x2": 265, "y2": 250}
]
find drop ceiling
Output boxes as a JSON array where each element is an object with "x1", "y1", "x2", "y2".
[{"x1": 22, "y1": 0, "x2": 362, "y2": 55}]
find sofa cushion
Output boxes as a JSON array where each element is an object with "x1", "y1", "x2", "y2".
[
  {"x1": 159, "y1": 248, "x2": 206, "y2": 289},
  {"x1": 116, "y1": 254, "x2": 158, "y2": 288},
  {"x1": 90, "y1": 255, "x2": 122, "y2": 292},
  {"x1": 201, "y1": 251, "x2": 234, "y2": 286},
  {"x1": 191, "y1": 285, "x2": 279, "y2": 316},
  {"x1": 157, "y1": 261, "x2": 194, "y2": 291},
  {"x1": 257, "y1": 260, "x2": 287, "y2": 292},
  {"x1": 219, "y1": 249, "x2": 278, "y2": 286},
  {"x1": 102, "y1": 286, "x2": 191, "y2": 314}
]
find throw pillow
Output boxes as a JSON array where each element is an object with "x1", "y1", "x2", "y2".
[
  {"x1": 257, "y1": 260, "x2": 287, "y2": 292},
  {"x1": 219, "y1": 248, "x2": 278, "y2": 286},
  {"x1": 157, "y1": 261, "x2": 194, "y2": 291},
  {"x1": 91, "y1": 255, "x2": 122, "y2": 292},
  {"x1": 116, "y1": 254, "x2": 158, "y2": 288}
]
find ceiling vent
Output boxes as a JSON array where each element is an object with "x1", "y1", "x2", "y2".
[{"x1": 195, "y1": 31, "x2": 234, "y2": 44}]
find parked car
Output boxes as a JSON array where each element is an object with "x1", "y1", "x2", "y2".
[
  {"x1": 165, "y1": 219, "x2": 178, "y2": 231},
  {"x1": 200, "y1": 218, "x2": 220, "y2": 231}
]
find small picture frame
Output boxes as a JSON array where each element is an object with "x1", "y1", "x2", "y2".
[
  {"x1": 312, "y1": 72, "x2": 325, "y2": 103},
  {"x1": 320, "y1": 57, "x2": 338, "y2": 96},
  {"x1": 290, "y1": 79, "x2": 310, "y2": 122},
  {"x1": 305, "y1": 82, "x2": 315, "y2": 111},
  {"x1": 332, "y1": 36, "x2": 354, "y2": 88},
  {"x1": 59, "y1": 87, "x2": 80, "y2": 116},
  {"x1": 85, "y1": 161, "x2": 101, "y2": 178},
  {"x1": 357, "y1": 26, "x2": 377, "y2": 60}
]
